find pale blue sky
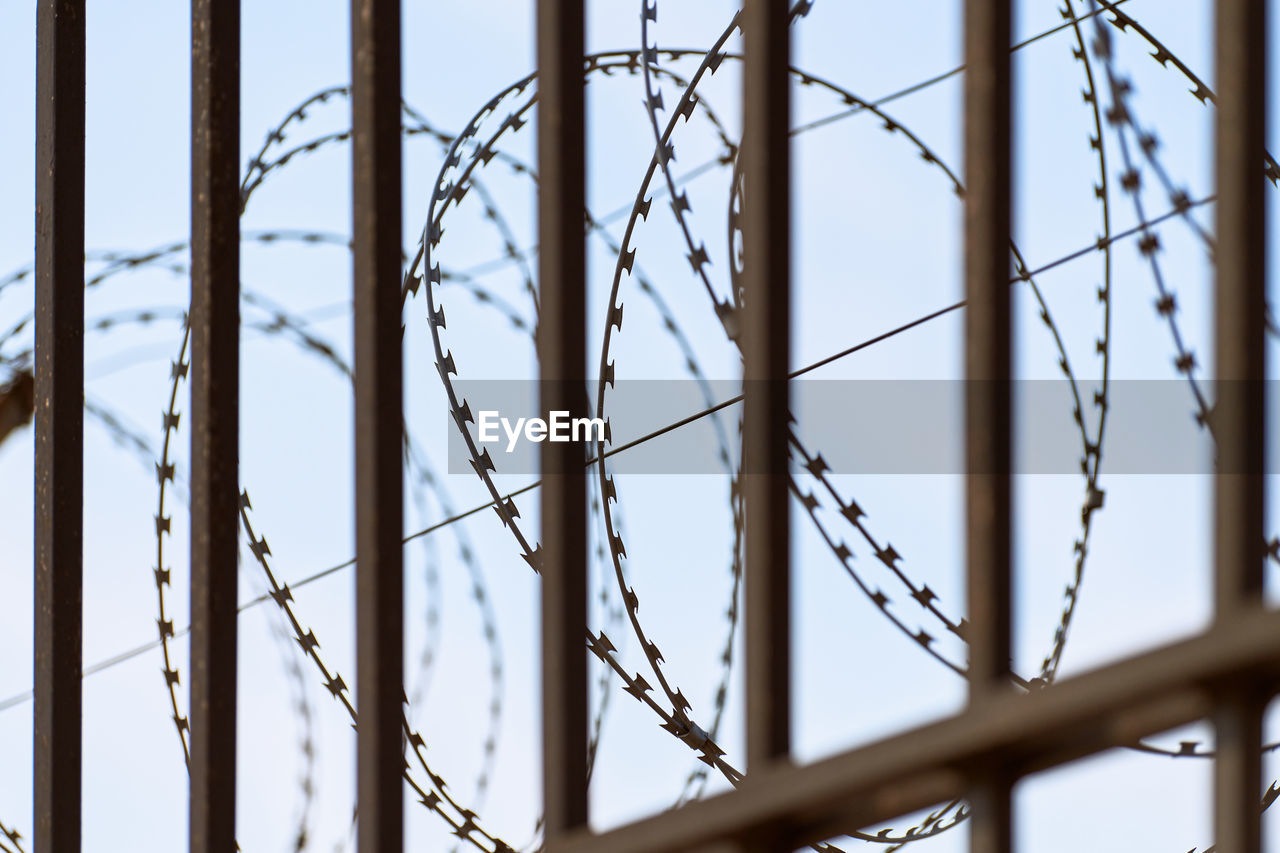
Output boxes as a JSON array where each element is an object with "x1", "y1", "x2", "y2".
[{"x1": 1, "y1": 2, "x2": 1280, "y2": 851}]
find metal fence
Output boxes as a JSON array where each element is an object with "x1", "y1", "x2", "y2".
[{"x1": 28, "y1": 0, "x2": 1271, "y2": 851}]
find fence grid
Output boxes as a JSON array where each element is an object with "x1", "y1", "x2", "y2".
[{"x1": 28, "y1": 1, "x2": 1270, "y2": 851}]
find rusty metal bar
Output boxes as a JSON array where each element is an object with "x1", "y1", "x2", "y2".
[
  {"x1": 1214, "y1": 699, "x2": 1264, "y2": 853},
  {"x1": 741, "y1": 0, "x2": 792, "y2": 791},
  {"x1": 962, "y1": 0, "x2": 1013, "y2": 706},
  {"x1": 1212, "y1": 0, "x2": 1268, "y2": 621},
  {"x1": 33, "y1": 2, "x2": 84, "y2": 851},
  {"x1": 537, "y1": 0, "x2": 589, "y2": 837},
  {"x1": 351, "y1": 0, "x2": 405, "y2": 850},
  {"x1": 967, "y1": 778, "x2": 1013, "y2": 853},
  {"x1": 189, "y1": 0, "x2": 240, "y2": 850},
  {"x1": 551, "y1": 608, "x2": 1280, "y2": 853},
  {"x1": 965, "y1": 0, "x2": 1013, "y2": 849},
  {"x1": 1211, "y1": 0, "x2": 1268, "y2": 851}
]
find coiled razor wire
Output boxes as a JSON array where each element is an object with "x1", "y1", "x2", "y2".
[
  {"x1": 2, "y1": 3, "x2": 1280, "y2": 851},
  {"x1": 0, "y1": 820, "x2": 23, "y2": 853}
]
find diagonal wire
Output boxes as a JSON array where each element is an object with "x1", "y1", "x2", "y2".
[
  {"x1": 450, "y1": 0, "x2": 1133, "y2": 281},
  {"x1": 0, "y1": 190, "x2": 1207, "y2": 715},
  {"x1": 790, "y1": 0, "x2": 1133, "y2": 136}
]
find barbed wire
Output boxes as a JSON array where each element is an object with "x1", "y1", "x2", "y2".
[
  {"x1": 2, "y1": 3, "x2": 1278, "y2": 850},
  {"x1": 0, "y1": 183, "x2": 1207, "y2": 709},
  {"x1": 0, "y1": 820, "x2": 23, "y2": 853}
]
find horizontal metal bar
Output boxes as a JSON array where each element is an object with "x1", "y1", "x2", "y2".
[{"x1": 550, "y1": 606, "x2": 1280, "y2": 853}]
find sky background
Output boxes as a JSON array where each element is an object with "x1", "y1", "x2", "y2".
[{"x1": 2, "y1": 1, "x2": 1280, "y2": 851}]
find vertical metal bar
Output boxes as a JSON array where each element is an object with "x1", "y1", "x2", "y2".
[
  {"x1": 33, "y1": 2, "x2": 84, "y2": 851},
  {"x1": 1212, "y1": 0, "x2": 1268, "y2": 851},
  {"x1": 963, "y1": 0, "x2": 1012, "y2": 704},
  {"x1": 351, "y1": 0, "x2": 404, "y2": 850},
  {"x1": 963, "y1": 0, "x2": 1013, "y2": 850},
  {"x1": 741, "y1": 0, "x2": 792, "y2": 778},
  {"x1": 189, "y1": 0, "x2": 240, "y2": 850},
  {"x1": 967, "y1": 780, "x2": 1014, "y2": 853},
  {"x1": 1215, "y1": 699, "x2": 1264, "y2": 853},
  {"x1": 537, "y1": 0, "x2": 588, "y2": 838}
]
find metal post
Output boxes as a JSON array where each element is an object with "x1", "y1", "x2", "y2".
[
  {"x1": 963, "y1": 0, "x2": 1013, "y2": 850},
  {"x1": 1211, "y1": 0, "x2": 1268, "y2": 851},
  {"x1": 537, "y1": 0, "x2": 589, "y2": 838},
  {"x1": 189, "y1": 0, "x2": 240, "y2": 849},
  {"x1": 351, "y1": 0, "x2": 405, "y2": 850},
  {"x1": 33, "y1": 1, "x2": 85, "y2": 850},
  {"x1": 742, "y1": 0, "x2": 792, "y2": 782}
]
